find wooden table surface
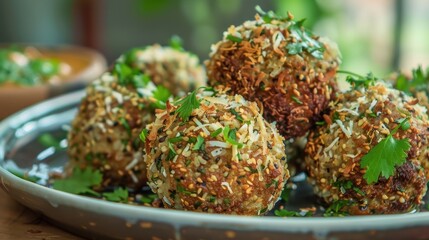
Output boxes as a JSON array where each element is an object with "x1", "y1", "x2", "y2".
[{"x1": 0, "y1": 189, "x2": 82, "y2": 240}]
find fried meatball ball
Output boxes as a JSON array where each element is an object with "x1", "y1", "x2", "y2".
[
  {"x1": 144, "y1": 93, "x2": 289, "y2": 215},
  {"x1": 305, "y1": 82, "x2": 429, "y2": 215},
  {"x1": 205, "y1": 11, "x2": 341, "y2": 139},
  {"x1": 67, "y1": 65, "x2": 164, "y2": 189},
  {"x1": 123, "y1": 44, "x2": 206, "y2": 96}
]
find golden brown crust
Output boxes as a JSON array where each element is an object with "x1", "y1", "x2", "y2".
[
  {"x1": 205, "y1": 16, "x2": 340, "y2": 139},
  {"x1": 305, "y1": 83, "x2": 429, "y2": 215},
  {"x1": 67, "y1": 73, "x2": 154, "y2": 189},
  {"x1": 145, "y1": 94, "x2": 289, "y2": 215}
]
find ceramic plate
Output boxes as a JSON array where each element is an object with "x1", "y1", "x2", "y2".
[{"x1": 1, "y1": 90, "x2": 429, "y2": 240}]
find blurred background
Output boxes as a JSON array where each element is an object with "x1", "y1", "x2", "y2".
[{"x1": 0, "y1": 0, "x2": 428, "y2": 77}]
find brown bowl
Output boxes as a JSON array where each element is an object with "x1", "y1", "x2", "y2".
[{"x1": 0, "y1": 45, "x2": 107, "y2": 119}]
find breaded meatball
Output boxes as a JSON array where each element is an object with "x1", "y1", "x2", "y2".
[
  {"x1": 67, "y1": 62, "x2": 167, "y2": 189},
  {"x1": 123, "y1": 44, "x2": 206, "y2": 96},
  {"x1": 144, "y1": 92, "x2": 289, "y2": 215},
  {"x1": 205, "y1": 10, "x2": 341, "y2": 139},
  {"x1": 305, "y1": 82, "x2": 429, "y2": 215}
]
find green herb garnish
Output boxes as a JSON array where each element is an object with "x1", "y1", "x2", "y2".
[
  {"x1": 338, "y1": 70, "x2": 378, "y2": 89},
  {"x1": 38, "y1": 133, "x2": 63, "y2": 150},
  {"x1": 333, "y1": 180, "x2": 365, "y2": 196},
  {"x1": 139, "y1": 129, "x2": 149, "y2": 143},
  {"x1": 8, "y1": 168, "x2": 41, "y2": 183},
  {"x1": 140, "y1": 193, "x2": 158, "y2": 204},
  {"x1": 166, "y1": 142, "x2": 177, "y2": 161},
  {"x1": 168, "y1": 136, "x2": 183, "y2": 143},
  {"x1": 169, "y1": 35, "x2": 184, "y2": 51},
  {"x1": 226, "y1": 34, "x2": 243, "y2": 43},
  {"x1": 360, "y1": 118, "x2": 411, "y2": 184},
  {"x1": 255, "y1": 5, "x2": 288, "y2": 23},
  {"x1": 174, "y1": 89, "x2": 201, "y2": 121},
  {"x1": 151, "y1": 85, "x2": 171, "y2": 109},
  {"x1": 0, "y1": 47, "x2": 61, "y2": 86},
  {"x1": 102, "y1": 187, "x2": 129, "y2": 203},
  {"x1": 53, "y1": 167, "x2": 102, "y2": 196},
  {"x1": 291, "y1": 96, "x2": 303, "y2": 104},
  {"x1": 192, "y1": 135, "x2": 205, "y2": 150},
  {"x1": 210, "y1": 128, "x2": 223, "y2": 138},
  {"x1": 286, "y1": 19, "x2": 325, "y2": 59},
  {"x1": 323, "y1": 200, "x2": 354, "y2": 217},
  {"x1": 395, "y1": 66, "x2": 429, "y2": 94},
  {"x1": 119, "y1": 117, "x2": 131, "y2": 136},
  {"x1": 275, "y1": 209, "x2": 313, "y2": 217},
  {"x1": 223, "y1": 126, "x2": 244, "y2": 148},
  {"x1": 230, "y1": 109, "x2": 244, "y2": 122},
  {"x1": 315, "y1": 121, "x2": 325, "y2": 126}
]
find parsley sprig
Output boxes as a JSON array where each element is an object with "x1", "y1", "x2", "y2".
[
  {"x1": 360, "y1": 118, "x2": 411, "y2": 184},
  {"x1": 338, "y1": 70, "x2": 378, "y2": 89},
  {"x1": 287, "y1": 19, "x2": 325, "y2": 59},
  {"x1": 395, "y1": 65, "x2": 429, "y2": 94},
  {"x1": 53, "y1": 167, "x2": 102, "y2": 196},
  {"x1": 174, "y1": 89, "x2": 201, "y2": 121}
]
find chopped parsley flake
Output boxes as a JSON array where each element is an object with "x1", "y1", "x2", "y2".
[
  {"x1": 210, "y1": 128, "x2": 223, "y2": 138},
  {"x1": 139, "y1": 129, "x2": 149, "y2": 143},
  {"x1": 169, "y1": 35, "x2": 184, "y2": 51},
  {"x1": 119, "y1": 117, "x2": 131, "y2": 136},
  {"x1": 291, "y1": 96, "x2": 303, "y2": 104},
  {"x1": 360, "y1": 118, "x2": 411, "y2": 184},
  {"x1": 166, "y1": 142, "x2": 177, "y2": 161},
  {"x1": 230, "y1": 109, "x2": 244, "y2": 122},
  {"x1": 192, "y1": 135, "x2": 205, "y2": 151},
  {"x1": 226, "y1": 34, "x2": 243, "y2": 43},
  {"x1": 223, "y1": 126, "x2": 244, "y2": 148}
]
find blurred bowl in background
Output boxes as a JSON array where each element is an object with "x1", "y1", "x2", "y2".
[{"x1": 0, "y1": 45, "x2": 107, "y2": 119}]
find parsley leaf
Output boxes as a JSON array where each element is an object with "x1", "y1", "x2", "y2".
[
  {"x1": 174, "y1": 90, "x2": 201, "y2": 121},
  {"x1": 287, "y1": 20, "x2": 325, "y2": 59},
  {"x1": 338, "y1": 70, "x2": 378, "y2": 89},
  {"x1": 139, "y1": 193, "x2": 158, "y2": 204},
  {"x1": 360, "y1": 118, "x2": 411, "y2": 184},
  {"x1": 255, "y1": 5, "x2": 289, "y2": 23},
  {"x1": 395, "y1": 66, "x2": 429, "y2": 94},
  {"x1": 112, "y1": 62, "x2": 152, "y2": 89},
  {"x1": 192, "y1": 135, "x2": 205, "y2": 150},
  {"x1": 151, "y1": 85, "x2": 171, "y2": 109},
  {"x1": 53, "y1": 167, "x2": 102, "y2": 196},
  {"x1": 169, "y1": 35, "x2": 184, "y2": 51},
  {"x1": 102, "y1": 187, "x2": 129, "y2": 203}
]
